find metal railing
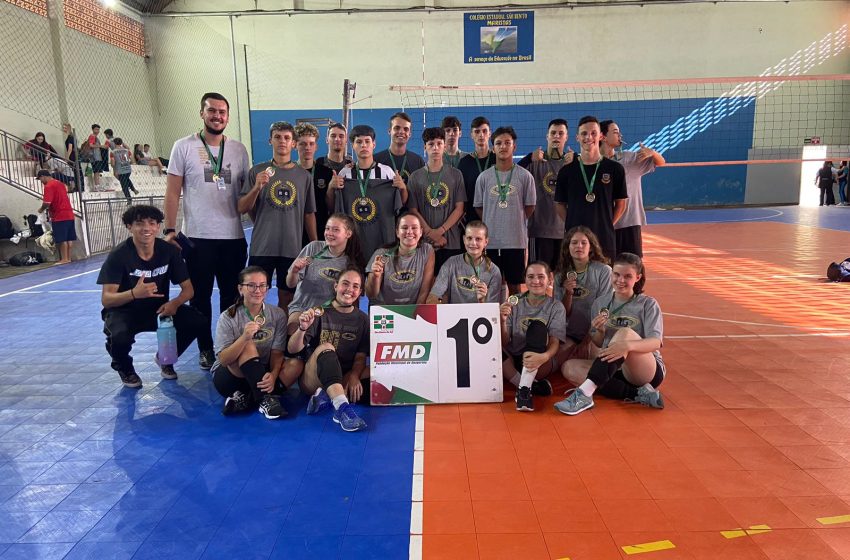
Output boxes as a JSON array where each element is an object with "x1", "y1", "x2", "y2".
[
  {"x1": 82, "y1": 196, "x2": 185, "y2": 254},
  {"x1": 0, "y1": 128, "x2": 84, "y2": 216}
]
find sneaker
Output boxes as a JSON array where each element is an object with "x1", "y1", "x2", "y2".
[
  {"x1": 333, "y1": 402, "x2": 367, "y2": 432},
  {"x1": 554, "y1": 388, "x2": 594, "y2": 415},
  {"x1": 306, "y1": 389, "x2": 331, "y2": 415},
  {"x1": 159, "y1": 365, "x2": 178, "y2": 380},
  {"x1": 633, "y1": 386, "x2": 665, "y2": 409},
  {"x1": 118, "y1": 370, "x2": 142, "y2": 388},
  {"x1": 259, "y1": 394, "x2": 286, "y2": 420},
  {"x1": 222, "y1": 390, "x2": 252, "y2": 415},
  {"x1": 515, "y1": 386, "x2": 534, "y2": 412},
  {"x1": 199, "y1": 349, "x2": 215, "y2": 370},
  {"x1": 531, "y1": 378, "x2": 553, "y2": 396}
]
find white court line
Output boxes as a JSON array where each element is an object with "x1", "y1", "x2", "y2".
[
  {"x1": 0, "y1": 268, "x2": 100, "y2": 299},
  {"x1": 669, "y1": 332, "x2": 850, "y2": 339},
  {"x1": 653, "y1": 274, "x2": 823, "y2": 280},
  {"x1": 664, "y1": 312, "x2": 845, "y2": 331},
  {"x1": 651, "y1": 208, "x2": 785, "y2": 223},
  {"x1": 410, "y1": 405, "x2": 425, "y2": 558}
]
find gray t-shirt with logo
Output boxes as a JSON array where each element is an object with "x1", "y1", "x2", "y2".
[
  {"x1": 243, "y1": 162, "x2": 316, "y2": 258},
  {"x1": 336, "y1": 164, "x2": 401, "y2": 260},
  {"x1": 590, "y1": 292, "x2": 665, "y2": 374},
  {"x1": 553, "y1": 261, "x2": 613, "y2": 341},
  {"x1": 407, "y1": 165, "x2": 467, "y2": 250},
  {"x1": 430, "y1": 253, "x2": 502, "y2": 304},
  {"x1": 366, "y1": 244, "x2": 434, "y2": 305},
  {"x1": 213, "y1": 303, "x2": 287, "y2": 366},
  {"x1": 505, "y1": 295, "x2": 567, "y2": 356},
  {"x1": 168, "y1": 133, "x2": 250, "y2": 240},
  {"x1": 289, "y1": 241, "x2": 351, "y2": 314},
  {"x1": 112, "y1": 147, "x2": 133, "y2": 176},
  {"x1": 614, "y1": 151, "x2": 655, "y2": 229},
  {"x1": 473, "y1": 164, "x2": 536, "y2": 249},
  {"x1": 526, "y1": 157, "x2": 567, "y2": 239}
]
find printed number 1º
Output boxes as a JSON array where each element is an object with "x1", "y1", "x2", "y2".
[{"x1": 446, "y1": 318, "x2": 493, "y2": 388}]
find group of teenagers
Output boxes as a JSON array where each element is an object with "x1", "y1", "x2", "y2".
[{"x1": 97, "y1": 91, "x2": 668, "y2": 433}]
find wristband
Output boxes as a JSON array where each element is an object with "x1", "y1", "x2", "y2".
[
  {"x1": 298, "y1": 326, "x2": 308, "y2": 332},
  {"x1": 163, "y1": 228, "x2": 176, "y2": 235},
  {"x1": 130, "y1": 288, "x2": 136, "y2": 301}
]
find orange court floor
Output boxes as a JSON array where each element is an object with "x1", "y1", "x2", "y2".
[{"x1": 419, "y1": 218, "x2": 850, "y2": 560}]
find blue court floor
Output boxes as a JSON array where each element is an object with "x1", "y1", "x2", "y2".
[{"x1": 0, "y1": 204, "x2": 847, "y2": 559}]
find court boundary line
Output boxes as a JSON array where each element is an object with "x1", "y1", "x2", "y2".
[
  {"x1": 0, "y1": 268, "x2": 101, "y2": 299},
  {"x1": 647, "y1": 208, "x2": 785, "y2": 224},
  {"x1": 668, "y1": 332, "x2": 850, "y2": 339},
  {"x1": 663, "y1": 312, "x2": 845, "y2": 331},
  {"x1": 410, "y1": 404, "x2": 424, "y2": 559}
]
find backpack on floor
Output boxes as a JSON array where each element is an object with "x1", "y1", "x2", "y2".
[
  {"x1": 827, "y1": 257, "x2": 850, "y2": 282},
  {"x1": 0, "y1": 215, "x2": 13, "y2": 239},
  {"x1": 24, "y1": 214, "x2": 44, "y2": 238},
  {"x1": 8, "y1": 251, "x2": 44, "y2": 266}
]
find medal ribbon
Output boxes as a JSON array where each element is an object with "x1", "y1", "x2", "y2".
[
  {"x1": 475, "y1": 152, "x2": 493, "y2": 175},
  {"x1": 494, "y1": 164, "x2": 515, "y2": 203},
  {"x1": 199, "y1": 131, "x2": 225, "y2": 177},
  {"x1": 578, "y1": 156, "x2": 601, "y2": 199},
  {"x1": 355, "y1": 164, "x2": 372, "y2": 199},
  {"x1": 312, "y1": 244, "x2": 332, "y2": 260},
  {"x1": 243, "y1": 302, "x2": 265, "y2": 323},
  {"x1": 605, "y1": 293, "x2": 637, "y2": 318},
  {"x1": 464, "y1": 252, "x2": 482, "y2": 279},
  {"x1": 427, "y1": 166, "x2": 444, "y2": 203},
  {"x1": 444, "y1": 152, "x2": 461, "y2": 168},
  {"x1": 389, "y1": 152, "x2": 408, "y2": 178}
]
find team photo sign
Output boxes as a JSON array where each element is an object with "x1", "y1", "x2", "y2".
[{"x1": 370, "y1": 304, "x2": 503, "y2": 405}]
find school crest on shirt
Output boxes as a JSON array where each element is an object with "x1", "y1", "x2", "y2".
[
  {"x1": 268, "y1": 180, "x2": 297, "y2": 209},
  {"x1": 542, "y1": 171, "x2": 557, "y2": 195},
  {"x1": 320, "y1": 267, "x2": 341, "y2": 282},
  {"x1": 457, "y1": 275, "x2": 478, "y2": 292},
  {"x1": 252, "y1": 325, "x2": 272, "y2": 343},
  {"x1": 488, "y1": 184, "x2": 516, "y2": 198},
  {"x1": 601, "y1": 173, "x2": 612, "y2": 184},
  {"x1": 520, "y1": 317, "x2": 547, "y2": 332},
  {"x1": 571, "y1": 285, "x2": 589, "y2": 299},
  {"x1": 606, "y1": 314, "x2": 639, "y2": 329},
  {"x1": 351, "y1": 197, "x2": 377, "y2": 223},
  {"x1": 391, "y1": 269, "x2": 416, "y2": 284},
  {"x1": 317, "y1": 179, "x2": 327, "y2": 190},
  {"x1": 425, "y1": 182, "x2": 450, "y2": 208}
]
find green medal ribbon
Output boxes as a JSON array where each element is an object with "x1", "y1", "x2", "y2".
[
  {"x1": 312, "y1": 244, "x2": 332, "y2": 260},
  {"x1": 444, "y1": 152, "x2": 462, "y2": 168},
  {"x1": 243, "y1": 302, "x2": 265, "y2": 323},
  {"x1": 494, "y1": 164, "x2": 515, "y2": 203},
  {"x1": 605, "y1": 293, "x2": 637, "y2": 318},
  {"x1": 578, "y1": 155, "x2": 601, "y2": 199},
  {"x1": 300, "y1": 162, "x2": 316, "y2": 185},
  {"x1": 199, "y1": 130, "x2": 225, "y2": 177},
  {"x1": 475, "y1": 152, "x2": 493, "y2": 175},
  {"x1": 355, "y1": 164, "x2": 372, "y2": 199},
  {"x1": 388, "y1": 152, "x2": 408, "y2": 178},
  {"x1": 426, "y1": 166, "x2": 445, "y2": 203},
  {"x1": 464, "y1": 252, "x2": 482, "y2": 279}
]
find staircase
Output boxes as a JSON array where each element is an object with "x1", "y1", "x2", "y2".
[{"x1": 0, "y1": 128, "x2": 83, "y2": 217}]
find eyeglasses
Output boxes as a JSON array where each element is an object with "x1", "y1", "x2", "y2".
[{"x1": 240, "y1": 283, "x2": 269, "y2": 291}]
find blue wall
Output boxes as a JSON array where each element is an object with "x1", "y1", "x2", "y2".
[{"x1": 251, "y1": 98, "x2": 755, "y2": 206}]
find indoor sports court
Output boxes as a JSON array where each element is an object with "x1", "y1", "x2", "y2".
[{"x1": 1, "y1": 0, "x2": 850, "y2": 559}]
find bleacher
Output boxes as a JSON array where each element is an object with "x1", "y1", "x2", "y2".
[{"x1": 80, "y1": 163, "x2": 168, "y2": 200}]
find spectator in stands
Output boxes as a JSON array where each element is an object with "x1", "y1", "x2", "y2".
[
  {"x1": 97, "y1": 204, "x2": 207, "y2": 388},
  {"x1": 146, "y1": 144, "x2": 168, "y2": 168},
  {"x1": 111, "y1": 138, "x2": 138, "y2": 202},
  {"x1": 164, "y1": 92, "x2": 250, "y2": 370},
  {"x1": 36, "y1": 169, "x2": 76, "y2": 264},
  {"x1": 25, "y1": 132, "x2": 57, "y2": 169},
  {"x1": 88, "y1": 124, "x2": 105, "y2": 188},
  {"x1": 63, "y1": 123, "x2": 84, "y2": 192},
  {"x1": 134, "y1": 143, "x2": 165, "y2": 175},
  {"x1": 816, "y1": 160, "x2": 837, "y2": 206},
  {"x1": 102, "y1": 128, "x2": 114, "y2": 174},
  {"x1": 47, "y1": 155, "x2": 75, "y2": 187}
]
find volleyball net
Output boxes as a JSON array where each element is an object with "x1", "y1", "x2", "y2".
[{"x1": 390, "y1": 73, "x2": 850, "y2": 168}]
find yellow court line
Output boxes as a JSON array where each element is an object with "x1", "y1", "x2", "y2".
[
  {"x1": 721, "y1": 525, "x2": 772, "y2": 539},
  {"x1": 817, "y1": 514, "x2": 850, "y2": 526},
  {"x1": 622, "y1": 540, "x2": 676, "y2": 555}
]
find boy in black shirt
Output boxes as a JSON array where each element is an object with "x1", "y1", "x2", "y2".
[
  {"x1": 97, "y1": 205, "x2": 207, "y2": 388},
  {"x1": 457, "y1": 116, "x2": 495, "y2": 225}
]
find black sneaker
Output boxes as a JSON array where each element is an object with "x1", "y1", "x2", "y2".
[
  {"x1": 531, "y1": 378, "x2": 553, "y2": 396},
  {"x1": 259, "y1": 395, "x2": 286, "y2": 420},
  {"x1": 199, "y1": 350, "x2": 215, "y2": 370},
  {"x1": 515, "y1": 386, "x2": 534, "y2": 412},
  {"x1": 222, "y1": 390, "x2": 252, "y2": 415},
  {"x1": 160, "y1": 365, "x2": 177, "y2": 380},
  {"x1": 118, "y1": 370, "x2": 142, "y2": 388}
]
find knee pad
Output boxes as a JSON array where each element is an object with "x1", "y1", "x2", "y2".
[
  {"x1": 524, "y1": 320, "x2": 548, "y2": 354},
  {"x1": 316, "y1": 350, "x2": 343, "y2": 390}
]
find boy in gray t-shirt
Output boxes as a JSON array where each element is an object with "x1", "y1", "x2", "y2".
[
  {"x1": 473, "y1": 163, "x2": 536, "y2": 250},
  {"x1": 110, "y1": 138, "x2": 137, "y2": 202}
]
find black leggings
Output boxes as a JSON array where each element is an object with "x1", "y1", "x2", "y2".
[
  {"x1": 505, "y1": 320, "x2": 549, "y2": 369},
  {"x1": 117, "y1": 174, "x2": 135, "y2": 201},
  {"x1": 212, "y1": 363, "x2": 285, "y2": 401},
  {"x1": 593, "y1": 359, "x2": 664, "y2": 401}
]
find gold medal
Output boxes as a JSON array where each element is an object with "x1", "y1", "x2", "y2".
[
  {"x1": 508, "y1": 295, "x2": 519, "y2": 306},
  {"x1": 430, "y1": 197, "x2": 440, "y2": 207},
  {"x1": 585, "y1": 192, "x2": 596, "y2": 203},
  {"x1": 498, "y1": 200, "x2": 508, "y2": 209},
  {"x1": 253, "y1": 315, "x2": 265, "y2": 326},
  {"x1": 265, "y1": 166, "x2": 275, "y2": 177},
  {"x1": 600, "y1": 308, "x2": 610, "y2": 318},
  {"x1": 359, "y1": 197, "x2": 369, "y2": 206},
  {"x1": 470, "y1": 276, "x2": 479, "y2": 286},
  {"x1": 313, "y1": 306, "x2": 325, "y2": 317},
  {"x1": 566, "y1": 271, "x2": 578, "y2": 281},
  {"x1": 212, "y1": 173, "x2": 220, "y2": 182}
]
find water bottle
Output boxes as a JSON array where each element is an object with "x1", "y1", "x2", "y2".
[{"x1": 156, "y1": 315, "x2": 178, "y2": 366}]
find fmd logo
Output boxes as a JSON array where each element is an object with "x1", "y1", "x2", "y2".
[{"x1": 375, "y1": 342, "x2": 432, "y2": 364}]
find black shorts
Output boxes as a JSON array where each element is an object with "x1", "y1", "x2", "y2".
[
  {"x1": 487, "y1": 248, "x2": 525, "y2": 285},
  {"x1": 615, "y1": 226, "x2": 642, "y2": 257},
  {"x1": 248, "y1": 256, "x2": 296, "y2": 292},
  {"x1": 530, "y1": 237, "x2": 562, "y2": 271}
]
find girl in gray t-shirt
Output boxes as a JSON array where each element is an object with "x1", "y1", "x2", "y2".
[
  {"x1": 499, "y1": 262, "x2": 567, "y2": 412},
  {"x1": 556, "y1": 252, "x2": 665, "y2": 416},
  {"x1": 366, "y1": 213, "x2": 435, "y2": 305},
  {"x1": 553, "y1": 226, "x2": 612, "y2": 363},
  {"x1": 285, "y1": 214, "x2": 364, "y2": 332},
  {"x1": 428, "y1": 220, "x2": 502, "y2": 304}
]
